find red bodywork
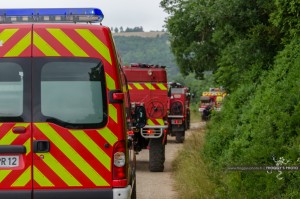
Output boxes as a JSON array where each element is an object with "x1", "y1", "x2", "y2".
[
  {"x1": 122, "y1": 64, "x2": 169, "y2": 137},
  {"x1": 0, "y1": 23, "x2": 134, "y2": 199},
  {"x1": 168, "y1": 83, "x2": 191, "y2": 138}
]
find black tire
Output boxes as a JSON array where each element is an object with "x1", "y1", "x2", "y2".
[
  {"x1": 131, "y1": 179, "x2": 136, "y2": 199},
  {"x1": 175, "y1": 131, "x2": 185, "y2": 143},
  {"x1": 149, "y1": 136, "x2": 165, "y2": 172}
]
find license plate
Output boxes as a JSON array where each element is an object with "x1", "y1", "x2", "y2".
[{"x1": 0, "y1": 156, "x2": 20, "y2": 168}]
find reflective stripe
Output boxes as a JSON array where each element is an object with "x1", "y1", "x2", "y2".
[
  {"x1": 97, "y1": 127, "x2": 118, "y2": 146},
  {"x1": 12, "y1": 166, "x2": 31, "y2": 187},
  {"x1": 105, "y1": 73, "x2": 116, "y2": 90},
  {"x1": 156, "y1": 119, "x2": 165, "y2": 125},
  {"x1": 70, "y1": 130, "x2": 111, "y2": 171},
  {"x1": 147, "y1": 119, "x2": 164, "y2": 126},
  {"x1": 147, "y1": 119, "x2": 155, "y2": 126},
  {"x1": 33, "y1": 31, "x2": 60, "y2": 56},
  {"x1": 0, "y1": 29, "x2": 18, "y2": 44},
  {"x1": 109, "y1": 104, "x2": 118, "y2": 123},
  {"x1": 35, "y1": 123, "x2": 109, "y2": 186},
  {"x1": 0, "y1": 170, "x2": 12, "y2": 183},
  {"x1": 128, "y1": 84, "x2": 132, "y2": 90},
  {"x1": 34, "y1": 166, "x2": 54, "y2": 187},
  {"x1": 133, "y1": 83, "x2": 144, "y2": 90},
  {"x1": 75, "y1": 29, "x2": 112, "y2": 64},
  {"x1": 4, "y1": 32, "x2": 31, "y2": 57},
  {"x1": 35, "y1": 152, "x2": 81, "y2": 186},
  {"x1": 0, "y1": 123, "x2": 29, "y2": 145},
  {"x1": 24, "y1": 138, "x2": 31, "y2": 156},
  {"x1": 47, "y1": 28, "x2": 88, "y2": 57},
  {"x1": 156, "y1": 83, "x2": 168, "y2": 90},
  {"x1": 145, "y1": 83, "x2": 155, "y2": 90}
]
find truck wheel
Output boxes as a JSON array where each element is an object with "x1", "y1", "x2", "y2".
[
  {"x1": 176, "y1": 131, "x2": 185, "y2": 143},
  {"x1": 149, "y1": 137, "x2": 165, "y2": 172}
]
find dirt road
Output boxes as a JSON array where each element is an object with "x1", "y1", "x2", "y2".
[{"x1": 136, "y1": 122, "x2": 204, "y2": 199}]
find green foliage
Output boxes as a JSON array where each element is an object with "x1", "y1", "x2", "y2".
[
  {"x1": 203, "y1": 37, "x2": 300, "y2": 198},
  {"x1": 163, "y1": 0, "x2": 300, "y2": 197}
]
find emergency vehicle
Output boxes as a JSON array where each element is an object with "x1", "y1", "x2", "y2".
[
  {"x1": 0, "y1": 8, "x2": 136, "y2": 199},
  {"x1": 199, "y1": 88, "x2": 226, "y2": 120},
  {"x1": 167, "y1": 82, "x2": 192, "y2": 143},
  {"x1": 122, "y1": 63, "x2": 168, "y2": 172}
]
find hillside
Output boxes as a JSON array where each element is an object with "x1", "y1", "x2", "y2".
[
  {"x1": 113, "y1": 31, "x2": 166, "y2": 38},
  {"x1": 112, "y1": 32, "x2": 179, "y2": 80}
]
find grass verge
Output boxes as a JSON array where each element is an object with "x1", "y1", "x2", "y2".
[{"x1": 172, "y1": 120, "x2": 216, "y2": 199}]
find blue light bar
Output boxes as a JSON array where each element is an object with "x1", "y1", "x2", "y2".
[{"x1": 0, "y1": 8, "x2": 104, "y2": 24}]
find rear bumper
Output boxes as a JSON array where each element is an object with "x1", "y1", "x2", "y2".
[
  {"x1": 113, "y1": 185, "x2": 131, "y2": 199},
  {"x1": 0, "y1": 186, "x2": 131, "y2": 199}
]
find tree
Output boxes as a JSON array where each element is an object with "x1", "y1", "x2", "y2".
[{"x1": 114, "y1": 27, "x2": 119, "y2": 33}]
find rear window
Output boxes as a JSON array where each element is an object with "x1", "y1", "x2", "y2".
[
  {"x1": 34, "y1": 58, "x2": 108, "y2": 129},
  {"x1": 0, "y1": 63, "x2": 23, "y2": 116},
  {"x1": 0, "y1": 59, "x2": 31, "y2": 122}
]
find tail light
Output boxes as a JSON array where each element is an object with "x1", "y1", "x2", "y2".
[{"x1": 113, "y1": 140, "x2": 127, "y2": 187}]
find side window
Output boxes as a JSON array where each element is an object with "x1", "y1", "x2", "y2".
[
  {"x1": 35, "y1": 58, "x2": 108, "y2": 129},
  {"x1": 0, "y1": 62, "x2": 24, "y2": 119}
]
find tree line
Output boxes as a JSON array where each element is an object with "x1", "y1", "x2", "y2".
[
  {"x1": 111, "y1": 26, "x2": 144, "y2": 33},
  {"x1": 161, "y1": 0, "x2": 300, "y2": 198}
]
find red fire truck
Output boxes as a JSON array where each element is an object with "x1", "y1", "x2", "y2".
[
  {"x1": 199, "y1": 88, "x2": 226, "y2": 120},
  {"x1": 122, "y1": 63, "x2": 169, "y2": 172},
  {"x1": 167, "y1": 82, "x2": 192, "y2": 143}
]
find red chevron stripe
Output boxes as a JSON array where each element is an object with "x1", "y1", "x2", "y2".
[
  {"x1": 0, "y1": 27, "x2": 31, "y2": 57},
  {"x1": 33, "y1": 28, "x2": 72, "y2": 56},
  {"x1": 34, "y1": 124, "x2": 111, "y2": 187},
  {"x1": 0, "y1": 123, "x2": 15, "y2": 140},
  {"x1": 33, "y1": 126, "x2": 96, "y2": 187}
]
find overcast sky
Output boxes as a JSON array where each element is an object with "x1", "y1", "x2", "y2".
[{"x1": 0, "y1": 0, "x2": 169, "y2": 31}]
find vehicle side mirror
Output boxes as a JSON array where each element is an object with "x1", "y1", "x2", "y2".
[{"x1": 134, "y1": 106, "x2": 147, "y2": 128}]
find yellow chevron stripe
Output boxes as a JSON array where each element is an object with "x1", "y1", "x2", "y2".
[
  {"x1": 128, "y1": 84, "x2": 132, "y2": 90},
  {"x1": 147, "y1": 119, "x2": 164, "y2": 125},
  {"x1": 109, "y1": 104, "x2": 118, "y2": 123},
  {"x1": 35, "y1": 152, "x2": 81, "y2": 186},
  {"x1": 75, "y1": 29, "x2": 112, "y2": 64},
  {"x1": 70, "y1": 130, "x2": 111, "y2": 171},
  {"x1": 145, "y1": 83, "x2": 155, "y2": 90},
  {"x1": 97, "y1": 127, "x2": 118, "y2": 146},
  {"x1": 33, "y1": 166, "x2": 54, "y2": 187},
  {"x1": 133, "y1": 83, "x2": 144, "y2": 90},
  {"x1": 156, "y1": 119, "x2": 165, "y2": 125},
  {"x1": 0, "y1": 29, "x2": 18, "y2": 44},
  {"x1": 0, "y1": 123, "x2": 29, "y2": 145},
  {"x1": 147, "y1": 119, "x2": 155, "y2": 126},
  {"x1": 24, "y1": 138, "x2": 31, "y2": 156},
  {"x1": 156, "y1": 83, "x2": 168, "y2": 90},
  {"x1": 12, "y1": 166, "x2": 31, "y2": 187},
  {"x1": 5, "y1": 32, "x2": 31, "y2": 57},
  {"x1": 105, "y1": 73, "x2": 116, "y2": 90},
  {"x1": 35, "y1": 123, "x2": 108, "y2": 186},
  {"x1": 47, "y1": 29, "x2": 88, "y2": 57},
  {"x1": 0, "y1": 170, "x2": 12, "y2": 183},
  {"x1": 33, "y1": 31, "x2": 60, "y2": 56}
]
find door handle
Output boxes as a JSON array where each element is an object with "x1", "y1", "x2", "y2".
[
  {"x1": 0, "y1": 145, "x2": 26, "y2": 154},
  {"x1": 33, "y1": 140, "x2": 50, "y2": 153}
]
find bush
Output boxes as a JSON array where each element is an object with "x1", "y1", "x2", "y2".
[{"x1": 203, "y1": 37, "x2": 300, "y2": 198}]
